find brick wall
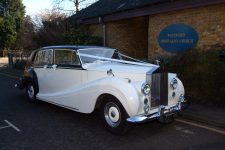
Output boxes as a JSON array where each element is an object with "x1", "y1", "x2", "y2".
[
  {"x1": 89, "y1": 16, "x2": 149, "y2": 59},
  {"x1": 89, "y1": 24, "x2": 103, "y2": 38},
  {"x1": 148, "y1": 3, "x2": 225, "y2": 58}
]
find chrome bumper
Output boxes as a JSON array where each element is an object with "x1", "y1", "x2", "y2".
[{"x1": 127, "y1": 100, "x2": 186, "y2": 123}]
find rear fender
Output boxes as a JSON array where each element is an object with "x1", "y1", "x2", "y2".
[{"x1": 20, "y1": 69, "x2": 39, "y2": 93}]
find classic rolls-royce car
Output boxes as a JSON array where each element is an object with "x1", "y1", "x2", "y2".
[{"x1": 16, "y1": 45, "x2": 185, "y2": 134}]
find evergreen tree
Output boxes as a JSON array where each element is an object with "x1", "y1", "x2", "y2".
[{"x1": 0, "y1": 0, "x2": 25, "y2": 49}]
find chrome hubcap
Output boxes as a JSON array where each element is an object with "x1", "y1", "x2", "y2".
[
  {"x1": 104, "y1": 102, "x2": 121, "y2": 127},
  {"x1": 28, "y1": 85, "x2": 34, "y2": 99}
]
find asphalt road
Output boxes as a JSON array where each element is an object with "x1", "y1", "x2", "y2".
[{"x1": 0, "y1": 74, "x2": 225, "y2": 150}]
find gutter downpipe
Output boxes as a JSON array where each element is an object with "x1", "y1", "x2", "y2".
[
  {"x1": 103, "y1": 24, "x2": 106, "y2": 46},
  {"x1": 99, "y1": 17, "x2": 106, "y2": 46}
]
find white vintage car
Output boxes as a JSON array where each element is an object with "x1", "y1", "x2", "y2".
[{"x1": 16, "y1": 45, "x2": 185, "y2": 134}]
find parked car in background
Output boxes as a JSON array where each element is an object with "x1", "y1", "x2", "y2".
[{"x1": 16, "y1": 45, "x2": 185, "y2": 134}]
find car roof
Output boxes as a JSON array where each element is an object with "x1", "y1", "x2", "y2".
[{"x1": 39, "y1": 45, "x2": 115, "y2": 51}]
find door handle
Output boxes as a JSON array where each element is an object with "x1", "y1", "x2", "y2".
[{"x1": 52, "y1": 64, "x2": 57, "y2": 70}]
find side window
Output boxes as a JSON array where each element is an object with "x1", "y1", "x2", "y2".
[
  {"x1": 54, "y1": 49, "x2": 80, "y2": 65},
  {"x1": 33, "y1": 50, "x2": 53, "y2": 66}
]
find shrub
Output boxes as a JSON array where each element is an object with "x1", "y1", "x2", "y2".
[
  {"x1": 64, "y1": 26, "x2": 103, "y2": 46},
  {"x1": 162, "y1": 50, "x2": 225, "y2": 107},
  {"x1": 13, "y1": 59, "x2": 27, "y2": 70}
]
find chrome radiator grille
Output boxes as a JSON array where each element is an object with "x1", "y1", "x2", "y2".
[{"x1": 147, "y1": 73, "x2": 168, "y2": 108}]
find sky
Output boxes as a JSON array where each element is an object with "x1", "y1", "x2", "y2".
[
  {"x1": 22, "y1": 0, "x2": 96, "y2": 16},
  {"x1": 23, "y1": 0, "x2": 54, "y2": 15}
]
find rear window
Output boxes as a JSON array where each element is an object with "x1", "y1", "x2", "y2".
[{"x1": 33, "y1": 50, "x2": 53, "y2": 66}]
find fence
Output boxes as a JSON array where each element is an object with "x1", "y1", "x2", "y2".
[{"x1": 2, "y1": 50, "x2": 32, "y2": 69}]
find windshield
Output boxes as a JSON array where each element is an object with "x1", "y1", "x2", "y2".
[
  {"x1": 78, "y1": 48, "x2": 148, "y2": 65},
  {"x1": 78, "y1": 48, "x2": 121, "y2": 64}
]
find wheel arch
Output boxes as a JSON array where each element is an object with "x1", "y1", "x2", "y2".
[
  {"x1": 21, "y1": 69, "x2": 39, "y2": 93},
  {"x1": 95, "y1": 91, "x2": 137, "y2": 117},
  {"x1": 95, "y1": 94, "x2": 117, "y2": 109}
]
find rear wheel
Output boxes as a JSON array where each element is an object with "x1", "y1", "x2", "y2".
[
  {"x1": 25, "y1": 82, "x2": 36, "y2": 102},
  {"x1": 100, "y1": 97, "x2": 131, "y2": 135}
]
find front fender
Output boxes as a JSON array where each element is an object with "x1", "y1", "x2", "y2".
[{"x1": 95, "y1": 77, "x2": 140, "y2": 117}]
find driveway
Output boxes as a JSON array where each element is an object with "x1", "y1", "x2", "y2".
[{"x1": 0, "y1": 74, "x2": 224, "y2": 150}]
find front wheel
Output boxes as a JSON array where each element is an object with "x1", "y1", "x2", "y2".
[
  {"x1": 100, "y1": 97, "x2": 131, "y2": 135},
  {"x1": 25, "y1": 82, "x2": 36, "y2": 102}
]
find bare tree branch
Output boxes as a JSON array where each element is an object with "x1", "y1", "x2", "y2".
[
  {"x1": 52, "y1": 0, "x2": 98, "y2": 13},
  {"x1": 54, "y1": 7, "x2": 75, "y2": 12}
]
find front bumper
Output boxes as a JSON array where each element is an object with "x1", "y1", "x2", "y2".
[{"x1": 127, "y1": 99, "x2": 186, "y2": 123}]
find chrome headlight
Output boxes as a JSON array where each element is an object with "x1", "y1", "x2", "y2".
[
  {"x1": 142, "y1": 83, "x2": 151, "y2": 95},
  {"x1": 170, "y1": 78, "x2": 178, "y2": 89}
]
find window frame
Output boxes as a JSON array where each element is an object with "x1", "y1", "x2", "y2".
[
  {"x1": 53, "y1": 49, "x2": 82, "y2": 69},
  {"x1": 33, "y1": 49, "x2": 53, "y2": 67}
]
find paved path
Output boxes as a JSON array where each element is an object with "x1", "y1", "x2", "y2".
[
  {"x1": 0, "y1": 63, "x2": 6, "y2": 68},
  {"x1": 182, "y1": 104, "x2": 225, "y2": 129},
  {"x1": 0, "y1": 74, "x2": 225, "y2": 150},
  {"x1": 0, "y1": 57, "x2": 8, "y2": 68}
]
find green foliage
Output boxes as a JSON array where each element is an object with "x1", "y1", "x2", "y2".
[
  {"x1": 16, "y1": 15, "x2": 37, "y2": 50},
  {"x1": 0, "y1": 15, "x2": 16, "y2": 48},
  {"x1": 13, "y1": 59, "x2": 26, "y2": 70},
  {"x1": 8, "y1": 0, "x2": 25, "y2": 30},
  {"x1": 64, "y1": 26, "x2": 102, "y2": 45},
  {"x1": 0, "y1": 2, "x2": 4, "y2": 16},
  {"x1": 0, "y1": 0, "x2": 25, "y2": 49},
  {"x1": 161, "y1": 50, "x2": 225, "y2": 106}
]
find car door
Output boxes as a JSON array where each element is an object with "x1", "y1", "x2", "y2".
[
  {"x1": 43, "y1": 49, "x2": 84, "y2": 107},
  {"x1": 33, "y1": 49, "x2": 53, "y2": 95}
]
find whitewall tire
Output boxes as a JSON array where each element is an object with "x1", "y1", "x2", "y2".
[
  {"x1": 100, "y1": 97, "x2": 131, "y2": 135},
  {"x1": 26, "y1": 82, "x2": 36, "y2": 102}
]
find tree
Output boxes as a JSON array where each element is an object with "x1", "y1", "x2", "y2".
[
  {"x1": 32, "y1": 9, "x2": 102, "y2": 47},
  {"x1": 53, "y1": 0, "x2": 98, "y2": 13},
  {"x1": 64, "y1": 24, "x2": 102, "y2": 45},
  {"x1": 15, "y1": 15, "x2": 37, "y2": 50},
  {"x1": 0, "y1": 0, "x2": 25, "y2": 49},
  {"x1": 0, "y1": 1, "x2": 4, "y2": 16},
  {"x1": 0, "y1": 15, "x2": 16, "y2": 48},
  {"x1": 34, "y1": 10, "x2": 68, "y2": 47}
]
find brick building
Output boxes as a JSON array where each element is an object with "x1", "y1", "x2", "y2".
[{"x1": 73, "y1": 0, "x2": 225, "y2": 59}]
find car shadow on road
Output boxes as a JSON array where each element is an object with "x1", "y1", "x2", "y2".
[{"x1": 30, "y1": 98, "x2": 173, "y2": 136}]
